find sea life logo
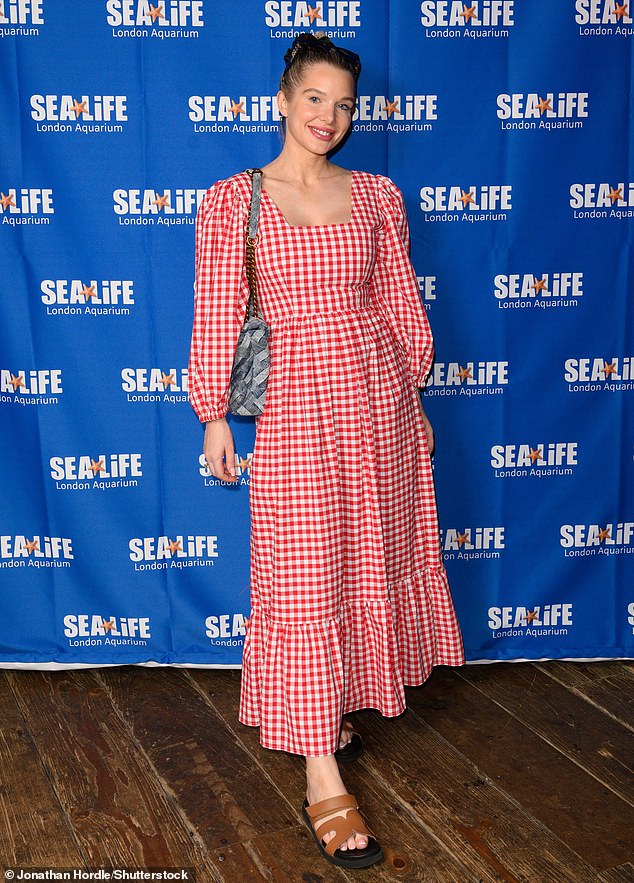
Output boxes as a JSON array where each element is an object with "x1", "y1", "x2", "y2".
[
  {"x1": 41, "y1": 278, "x2": 135, "y2": 317},
  {"x1": 63, "y1": 613, "x2": 151, "y2": 648},
  {"x1": 575, "y1": 0, "x2": 633, "y2": 36},
  {"x1": 1, "y1": 534, "x2": 73, "y2": 569},
  {"x1": 188, "y1": 94, "x2": 281, "y2": 135},
  {"x1": 0, "y1": 0, "x2": 44, "y2": 35},
  {"x1": 490, "y1": 442, "x2": 578, "y2": 478},
  {"x1": 564, "y1": 357, "x2": 634, "y2": 393},
  {"x1": 425, "y1": 360, "x2": 508, "y2": 397},
  {"x1": 205, "y1": 612, "x2": 248, "y2": 647},
  {"x1": 0, "y1": 188, "x2": 54, "y2": 225},
  {"x1": 264, "y1": 1, "x2": 362, "y2": 38},
  {"x1": 493, "y1": 273, "x2": 583, "y2": 312},
  {"x1": 488, "y1": 603, "x2": 573, "y2": 639},
  {"x1": 420, "y1": 1, "x2": 515, "y2": 38},
  {"x1": 113, "y1": 188, "x2": 206, "y2": 226},
  {"x1": 121, "y1": 367, "x2": 189, "y2": 403},
  {"x1": 30, "y1": 94, "x2": 128, "y2": 134},
  {"x1": 129, "y1": 534, "x2": 219, "y2": 570},
  {"x1": 420, "y1": 184, "x2": 512, "y2": 223},
  {"x1": 106, "y1": 0, "x2": 205, "y2": 38},
  {"x1": 441, "y1": 526, "x2": 505, "y2": 561},
  {"x1": 353, "y1": 94, "x2": 438, "y2": 135},
  {"x1": 50, "y1": 452, "x2": 143, "y2": 491},
  {"x1": 570, "y1": 182, "x2": 634, "y2": 220},
  {"x1": 497, "y1": 92, "x2": 588, "y2": 131},
  {"x1": 560, "y1": 521, "x2": 634, "y2": 557},
  {"x1": 0, "y1": 368, "x2": 62, "y2": 406}
]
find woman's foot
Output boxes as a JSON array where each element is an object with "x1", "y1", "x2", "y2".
[
  {"x1": 305, "y1": 754, "x2": 368, "y2": 852},
  {"x1": 338, "y1": 719, "x2": 354, "y2": 750}
]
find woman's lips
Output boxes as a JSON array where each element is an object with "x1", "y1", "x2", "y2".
[{"x1": 308, "y1": 126, "x2": 335, "y2": 141}]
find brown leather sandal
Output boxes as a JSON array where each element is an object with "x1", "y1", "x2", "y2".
[{"x1": 301, "y1": 793, "x2": 383, "y2": 869}]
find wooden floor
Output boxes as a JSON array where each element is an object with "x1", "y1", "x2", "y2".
[{"x1": 1, "y1": 660, "x2": 633, "y2": 882}]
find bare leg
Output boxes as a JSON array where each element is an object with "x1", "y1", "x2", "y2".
[{"x1": 305, "y1": 727, "x2": 367, "y2": 852}]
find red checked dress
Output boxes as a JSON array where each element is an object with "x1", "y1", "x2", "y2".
[{"x1": 188, "y1": 169, "x2": 464, "y2": 757}]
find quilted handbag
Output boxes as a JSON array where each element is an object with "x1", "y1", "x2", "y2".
[{"x1": 228, "y1": 168, "x2": 270, "y2": 416}]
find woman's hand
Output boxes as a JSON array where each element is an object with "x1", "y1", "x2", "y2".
[
  {"x1": 204, "y1": 418, "x2": 238, "y2": 483},
  {"x1": 414, "y1": 388, "x2": 435, "y2": 456}
]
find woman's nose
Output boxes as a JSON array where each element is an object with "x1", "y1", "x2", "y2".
[{"x1": 319, "y1": 103, "x2": 336, "y2": 123}]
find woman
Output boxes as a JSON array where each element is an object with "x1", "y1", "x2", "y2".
[{"x1": 188, "y1": 33, "x2": 464, "y2": 870}]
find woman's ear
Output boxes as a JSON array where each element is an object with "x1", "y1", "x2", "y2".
[{"x1": 277, "y1": 89, "x2": 288, "y2": 119}]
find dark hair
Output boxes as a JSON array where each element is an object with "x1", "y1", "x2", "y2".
[{"x1": 280, "y1": 32, "x2": 361, "y2": 98}]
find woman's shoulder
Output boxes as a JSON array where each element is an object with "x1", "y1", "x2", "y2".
[
  {"x1": 197, "y1": 170, "x2": 252, "y2": 219},
  {"x1": 353, "y1": 171, "x2": 405, "y2": 213},
  {"x1": 204, "y1": 169, "x2": 252, "y2": 200}
]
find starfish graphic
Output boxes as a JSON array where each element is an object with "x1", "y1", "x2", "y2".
[
  {"x1": 608, "y1": 187, "x2": 622, "y2": 204},
  {"x1": 80, "y1": 284, "x2": 97, "y2": 301},
  {"x1": 153, "y1": 192, "x2": 170, "y2": 210},
  {"x1": 529, "y1": 447, "x2": 543, "y2": 463},
  {"x1": 460, "y1": 4, "x2": 478, "y2": 22},
  {"x1": 458, "y1": 365, "x2": 473, "y2": 382},
  {"x1": 537, "y1": 97, "x2": 552, "y2": 115},
  {"x1": 602, "y1": 361, "x2": 617, "y2": 378},
  {"x1": 70, "y1": 100, "x2": 87, "y2": 117}
]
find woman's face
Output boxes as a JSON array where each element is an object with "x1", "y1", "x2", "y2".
[{"x1": 277, "y1": 61, "x2": 356, "y2": 156}]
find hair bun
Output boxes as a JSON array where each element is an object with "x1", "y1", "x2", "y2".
[{"x1": 281, "y1": 31, "x2": 361, "y2": 87}]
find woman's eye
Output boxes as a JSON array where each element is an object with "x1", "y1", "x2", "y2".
[{"x1": 338, "y1": 104, "x2": 352, "y2": 112}]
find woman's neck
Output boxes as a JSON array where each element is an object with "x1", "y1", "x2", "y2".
[{"x1": 265, "y1": 145, "x2": 334, "y2": 185}]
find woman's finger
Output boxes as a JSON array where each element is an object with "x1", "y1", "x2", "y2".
[{"x1": 223, "y1": 443, "x2": 237, "y2": 479}]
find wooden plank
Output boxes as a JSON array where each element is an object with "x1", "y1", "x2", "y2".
[
  {"x1": 354, "y1": 702, "x2": 611, "y2": 883},
  {"x1": 97, "y1": 665, "x2": 299, "y2": 851},
  {"x1": 0, "y1": 672, "x2": 86, "y2": 866},
  {"x1": 407, "y1": 666, "x2": 634, "y2": 872},
  {"x1": 536, "y1": 660, "x2": 634, "y2": 731},
  {"x1": 458, "y1": 663, "x2": 634, "y2": 806},
  {"x1": 210, "y1": 826, "x2": 348, "y2": 883},
  {"x1": 597, "y1": 864, "x2": 634, "y2": 883},
  {"x1": 187, "y1": 668, "x2": 501, "y2": 882},
  {"x1": 6, "y1": 669, "x2": 220, "y2": 876}
]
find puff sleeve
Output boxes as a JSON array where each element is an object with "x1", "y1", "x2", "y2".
[
  {"x1": 188, "y1": 177, "x2": 250, "y2": 422},
  {"x1": 370, "y1": 175, "x2": 434, "y2": 388}
]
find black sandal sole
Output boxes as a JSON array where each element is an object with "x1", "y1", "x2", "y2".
[
  {"x1": 334, "y1": 731, "x2": 364, "y2": 762},
  {"x1": 301, "y1": 798, "x2": 383, "y2": 869}
]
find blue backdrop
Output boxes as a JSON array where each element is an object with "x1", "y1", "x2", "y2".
[{"x1": 1, "y1": 0, "x2": 633, "y2": 668}]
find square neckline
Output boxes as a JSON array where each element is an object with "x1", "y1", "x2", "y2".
[{"x1": 260, "y1": 170, "x2": 357, "y2": 229}]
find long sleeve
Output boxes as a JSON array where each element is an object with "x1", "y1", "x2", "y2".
[
  {"x1": 188, "y1": 176, "x2": 250, "y2": 422},
  {"x1": 370, "y1": 175, "x2": 434, "y2": 388}
]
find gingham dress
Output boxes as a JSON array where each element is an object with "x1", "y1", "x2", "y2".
[{"x1": 189, "y1": 169, "x2": 464, "y2": 757}]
